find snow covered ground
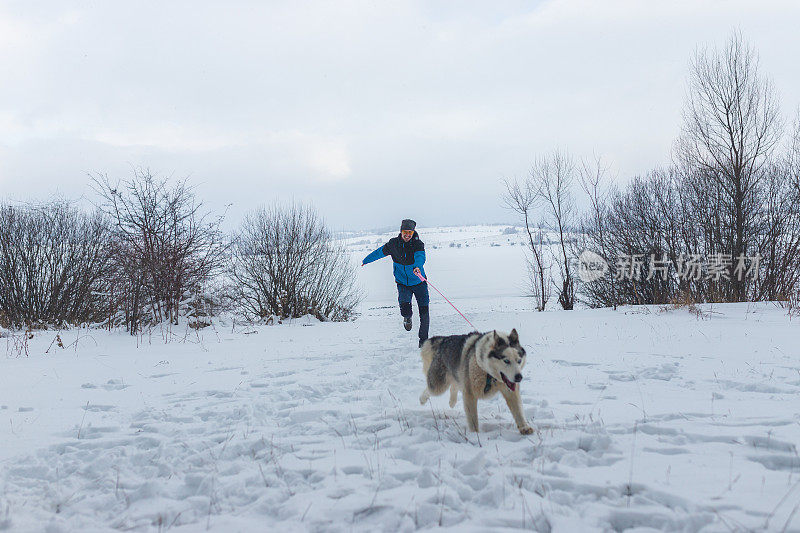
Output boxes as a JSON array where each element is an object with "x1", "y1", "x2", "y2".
[{"x1": 2, "y1": 226, "x2": 800, "y2": 532}]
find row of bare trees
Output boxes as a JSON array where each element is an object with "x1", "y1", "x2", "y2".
[
  {"x1": 0, "y1": 171, "x2": 361, "y2": 332},
  {"x1": 506, "y1": 31, "x2": 800, "y2": 309}
]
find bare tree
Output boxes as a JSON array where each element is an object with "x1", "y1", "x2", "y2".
[
  {"x1": 230, "y1": 203, "x2": 361, "y2": 322},
  {"x1": 0, "y1": 201, "x2": 112, "y2": 328},
  {"x1": 532, "y1": 150, "x2": 577, "y2": 310},
  {"x1": 577, "y1": 156, "x2": 617, "y2": 309},
  {"x1": 503, "y1": 179, "x2": 550, "y2": 311},
  {"x1": 790, "y1": 111, "x2": 800, "y2": 194},
  {"x1": 92, "y1": 169, "x2": 228, "y2": 333},
  {"x1": 677, "y1": 30, "x2": 783, "y2": 301}
]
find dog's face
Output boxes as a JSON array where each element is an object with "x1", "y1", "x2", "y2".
[{"x1": 478, "y1": 329, "x2": 527, "y2": 391}]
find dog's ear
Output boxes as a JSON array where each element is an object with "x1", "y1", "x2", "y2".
[
  {"x1": 509, "y1": 328, "x2": 519, "y2": 345},
  {"x1": 492, "y1": 330, "x2": 499, "y2": 344}
]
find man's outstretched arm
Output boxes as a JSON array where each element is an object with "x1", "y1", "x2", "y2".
[{"x1": 362, "y1": 244, "x2": 389, "y2": 265}]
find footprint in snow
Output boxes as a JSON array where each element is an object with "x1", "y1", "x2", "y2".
[{"x1": 102, "y1": 379, "x2": 128, "y2": 391}]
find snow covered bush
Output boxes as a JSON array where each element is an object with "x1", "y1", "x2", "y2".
[{"x1": 229, "y1": 203, "x2": 361, "y2": 322}]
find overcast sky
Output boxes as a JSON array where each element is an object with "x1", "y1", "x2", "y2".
[{"x1": 1, "y1": 1, "x2": 798, "y2": 231}]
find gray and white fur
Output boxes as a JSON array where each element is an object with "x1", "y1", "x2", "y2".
[{"x1": 419, "y1": 329, "x2": 533, "y2": 435}]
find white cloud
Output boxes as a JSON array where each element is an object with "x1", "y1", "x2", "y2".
[{"x1": 307, "y1": 139, "x2": 351, "y2": 180}]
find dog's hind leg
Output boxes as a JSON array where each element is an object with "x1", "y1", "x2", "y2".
[
  {"x1": 420, "y1": 342, "x2": 434, "y2": 373},
  {"x1": 448, "y1": 385, "x2": 458, "y2": 408},
  {"x1": 419, "y1": 342, "x2": 434, "y2": 404},
  {"x1": 420, "y1": 341, "x2": 450, "y2": 405},
  {"x1": 419, "y1": 388, "x2": 430, "y2": 405}
]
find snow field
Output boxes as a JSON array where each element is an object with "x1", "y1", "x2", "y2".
[{"x1": 2, "y1": 304, "x2": 800, "y2": 531}]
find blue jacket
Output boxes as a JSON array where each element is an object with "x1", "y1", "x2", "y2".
[{"x1": 363, "y1": 232, "x2": 427, "y2": 286}]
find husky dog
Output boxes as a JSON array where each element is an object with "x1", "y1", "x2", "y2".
[{"x1": 419, "y1": 329, "x2": 533, "y2": 435}]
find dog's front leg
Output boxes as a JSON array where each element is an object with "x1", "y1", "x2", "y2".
[
  {"x1": 501, "y1": 387, "x2": 533, "y2": 435},
  {"x1": 463, "y1": 389, "x2": 479, "y2": 432}
]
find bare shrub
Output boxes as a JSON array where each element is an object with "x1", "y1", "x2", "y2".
[
  {"x1": 5, "y1": 327, "x2": 34, "y2": 358},
  {"x1": 752, "y1": 114, "x2": 800, "y2": 302},
  {"x1": 752, "y1": 160, "x2": 800, "y2": 301},
  {"x1": 788, "y1": 289, "x2": 800, "y2": 318},
  {"x1": 664, "y1": 290, "x2": 707, "y2": 319},
  {"x1": 584, "y1": 157, "x2": 800, "y2": 308},
  {"x1": 579, "y1": 166, "x2": 706, "y2": 307},
  {"x1": 0, "y1": 201, "x2": 112, "y2": 328},
  {"x1": 92, "y1": 169, "x2": 228, "y2": 334},
  {"x1": 230, "y1": 203, "x2": 361, "y2": 322},
  {"x1": 616, "y1": 169, "x2": 686, "y2": 305}
]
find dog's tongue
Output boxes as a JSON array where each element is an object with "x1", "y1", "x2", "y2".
[{"x1": 501, "y1": 374, "x2": 516, "y2": 391}]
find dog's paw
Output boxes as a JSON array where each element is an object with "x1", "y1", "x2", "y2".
[
  {"x1": 419, "y1": 391, "x2": 429, "y2": 405},
  {"x1": 448, "y1": 390, "x2": 458, "y2": 408},
  {"x1": 519, "y1": 425, "x2": 534, "y2": 435}
]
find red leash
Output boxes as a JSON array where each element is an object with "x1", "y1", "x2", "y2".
[{"x1": 414, "y1": 271, "x2": 477, "y2": 330}]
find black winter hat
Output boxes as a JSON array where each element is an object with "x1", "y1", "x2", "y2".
[{"x1": 400, "y1": 219, "x2": 416, "y2": 231}]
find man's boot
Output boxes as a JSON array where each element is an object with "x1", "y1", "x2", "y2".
[{"x1": 400, "y1": 302, "x2": 413, "y2": 331}]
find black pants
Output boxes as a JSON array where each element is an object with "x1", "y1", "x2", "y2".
[{"x1": 397, "y1": 282, "x2": 430, "y2": 341}]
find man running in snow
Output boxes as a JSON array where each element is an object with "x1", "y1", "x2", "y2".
[{"x1": 362, "y1": 219, "x2": 429, "y2": 347}]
